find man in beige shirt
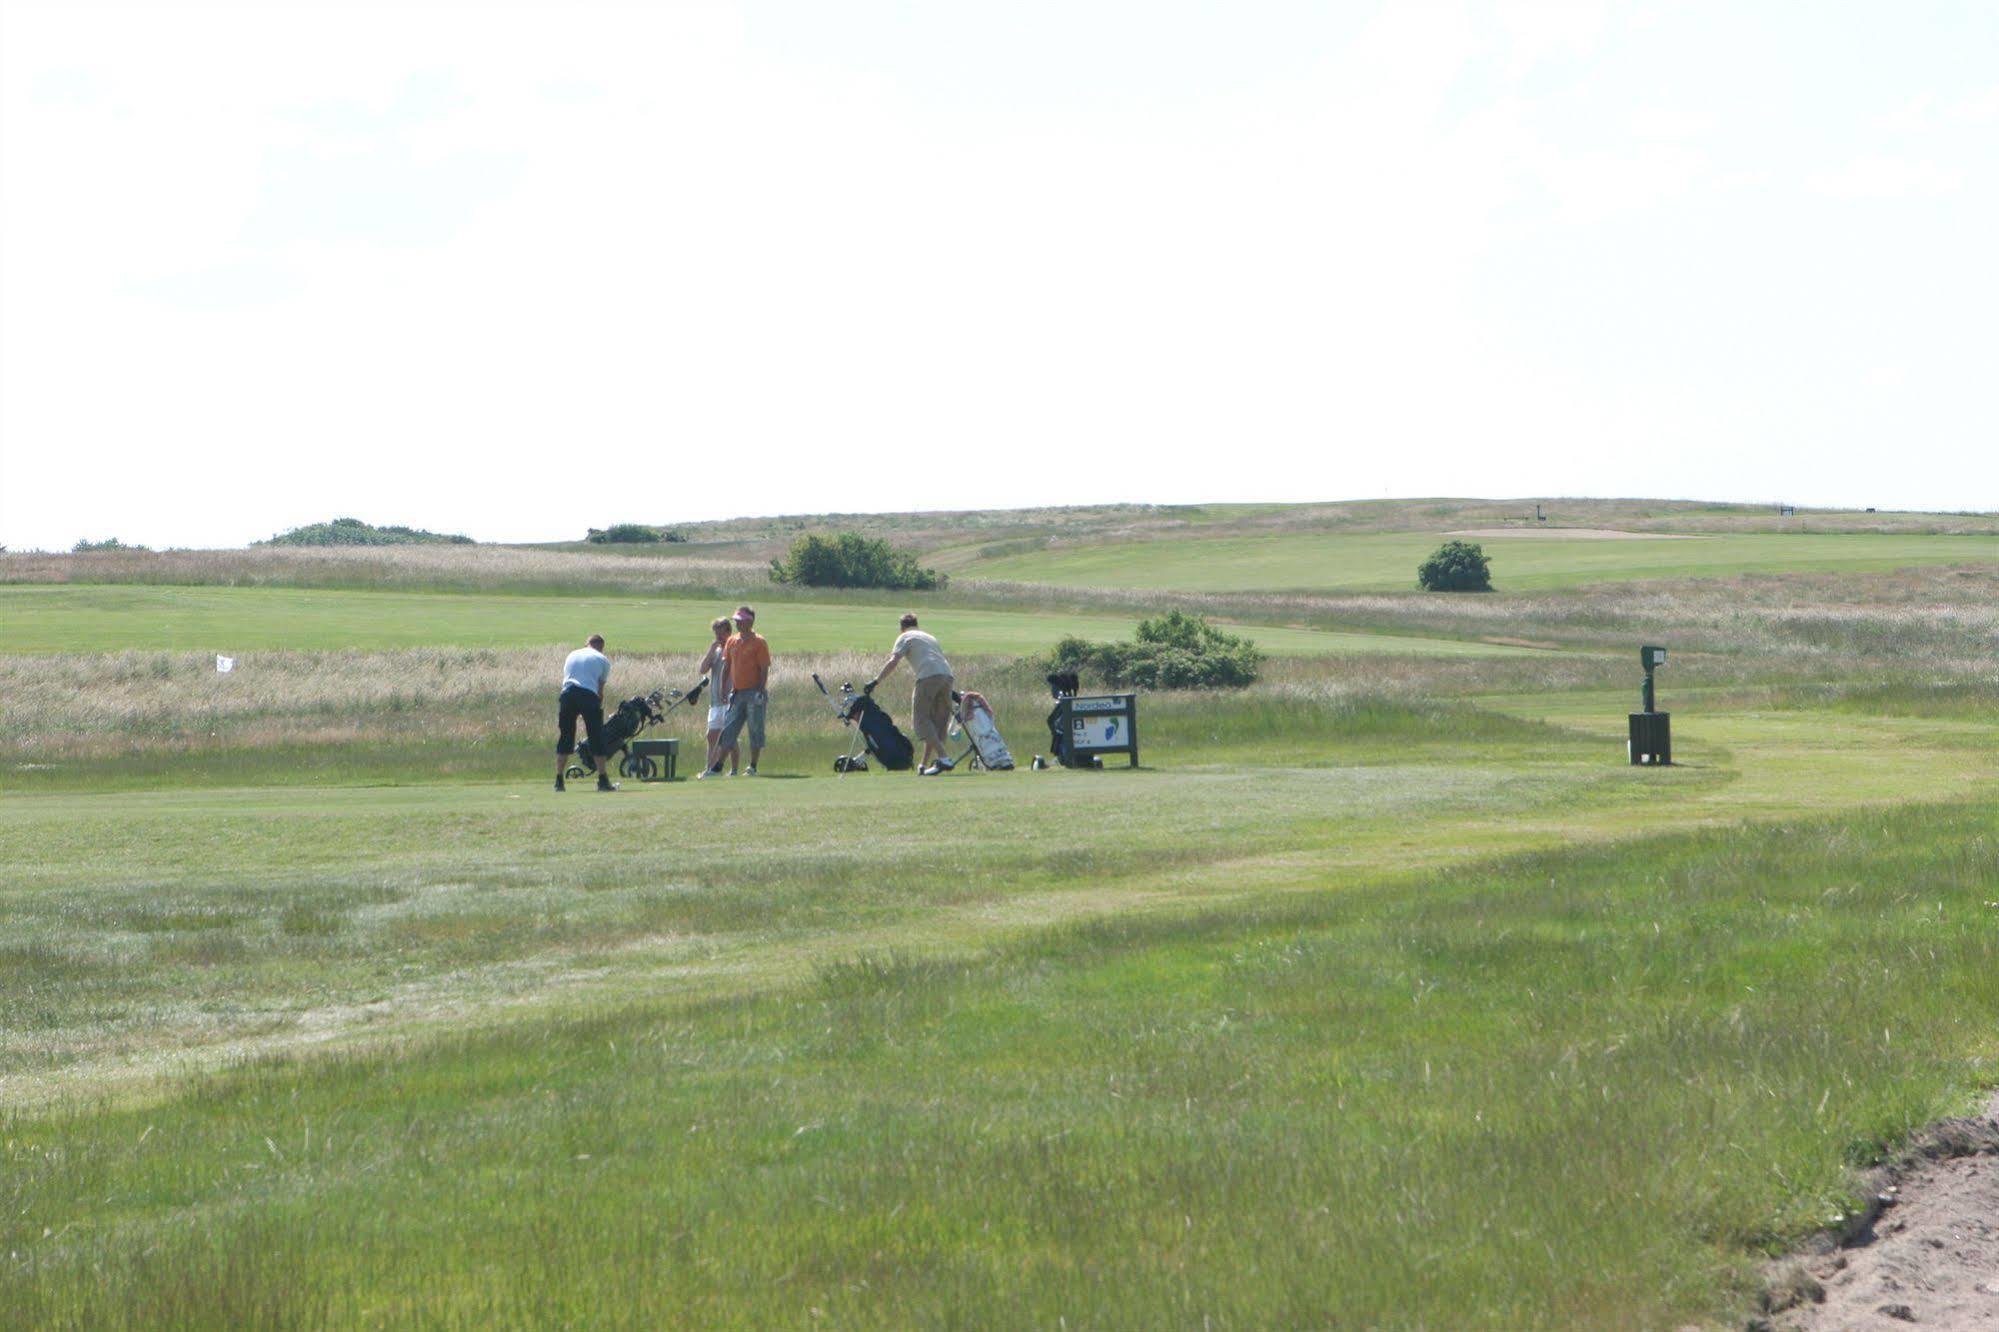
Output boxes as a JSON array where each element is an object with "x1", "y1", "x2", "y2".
[{"x1": 866, "y1": 613, "x2": 956, "y2": 775}]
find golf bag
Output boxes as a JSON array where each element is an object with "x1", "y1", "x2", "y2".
[
  {"x1": 813, "y1": 673, "x2": 915, "y2": 773},
  {"x1": 1046, "y1": 672, "x2": 1081, "y2": 767},
  {"x1": 568, "y1": 677, "x2": 707, "y2": 779},
  {"x1": 952, "y1": 691, "x2": 1014, "y2": 771}
]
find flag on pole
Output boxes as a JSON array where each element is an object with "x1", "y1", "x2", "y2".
[{"x1": 216, "y1": 655, "x2": 235, "y2": 673}]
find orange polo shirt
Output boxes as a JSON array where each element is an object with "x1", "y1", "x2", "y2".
[{"x1": 724, "y1": 630, "x2": 770, "y2": 691}]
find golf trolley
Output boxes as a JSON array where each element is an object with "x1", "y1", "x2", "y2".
[
  {"x1": 947, "y1": 690, "x2": 1015, "y2": 771},
  {"x1": 564, "y1": 677, "x2": 707, "y2": 784},
  {"x1": 812, "y1": 673, "x2": 914, "y2": 773}
]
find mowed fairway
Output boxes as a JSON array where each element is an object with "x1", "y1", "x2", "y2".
[
  {"x1": 0, "y1": 583, "x2": 1536, "y2": 657},
  {"x1": 965, "y1": 529, "x2": 1999, "y2": 592}
]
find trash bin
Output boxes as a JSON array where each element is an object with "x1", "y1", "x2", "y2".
[{"x1": 1628, "y1": 712, "x2": 1671, "y2": 766}]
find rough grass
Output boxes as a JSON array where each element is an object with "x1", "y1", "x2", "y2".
[
  {"x1": 953, "y1": 565, "x2": 1999, "y2": 668},
  {"x1": 6, "y1": 801, "x2": 1999, "y2": 1328},
  {"x1": 0, "y1": 646, "x2": 1611, "y2": 793}
]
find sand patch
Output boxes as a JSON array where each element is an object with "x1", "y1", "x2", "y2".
[
  {"x1": 1445, "y1": 527, "x2": 1706, "y2": 540},
  {"x1": 1765, "y1": 1090, "x2": 1999, "y2": 1332}
]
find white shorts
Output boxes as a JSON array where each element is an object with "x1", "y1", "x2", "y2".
[{"x1": 707, "y1": 703, "x2": 730, "y2": 731}]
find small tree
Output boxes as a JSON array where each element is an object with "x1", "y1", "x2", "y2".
[
  {"x1": 259, "y1": 518, "x2": 471, "y2": 547},
  {"x1": 586, "y1": 524, "x2": 683, "y2": 544},
  {"x1": 1045, "y1": 611, "x2": 1262, "y2": 690},
  {"x1": 1417, "y1": 540, "x2": 1491, "y2": 592},
  {"x1": 769, "y1": 533, "x2": 942, "y2": 590},
  {"x1": 73, "y1": 537, "x2": 148, "y2": 553}
]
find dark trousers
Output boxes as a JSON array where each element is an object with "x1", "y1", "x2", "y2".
[{"x1": 557, "y1": 685, "x2": 606, "y2": 762}]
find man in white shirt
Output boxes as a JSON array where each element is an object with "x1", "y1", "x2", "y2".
[
  {"x1": 555, "y1": 634, "x2": 615, "y2": 792},
  {"x1": 865, "y1": 613, "x2": 956, "y2": 775}
]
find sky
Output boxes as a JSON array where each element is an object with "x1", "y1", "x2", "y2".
[{"x1": 2, "y1": 0, "x2": 1995, "y2": 550}]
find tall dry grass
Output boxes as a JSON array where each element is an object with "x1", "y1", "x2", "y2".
[
  {"x1": 0, "y1": 649, "x2": 888, "y2": 759},
  {"x1": 0, "y1": 544, "x2": 769, "y2": 597},
  {"x1": 0, "y1": 643, "x2": 1778, "y2": 767},
  {"x1": 960, "y1": 565, "x2": 1999, "y2": 666}
]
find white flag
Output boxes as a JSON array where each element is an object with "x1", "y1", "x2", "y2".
[{"x1": 216, "y1": 655, "x2": 235, "y2": 673}]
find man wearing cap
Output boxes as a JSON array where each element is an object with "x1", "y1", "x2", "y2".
[
  {"x1": 866, "y1": 613, "x2": 955, "y2": 775},
  {"x1": 706, "y1": 605, "x2": 771, "y2": 777},
  {"x1": 555, "y1": 634, "x2": 616, "y2": 792}
]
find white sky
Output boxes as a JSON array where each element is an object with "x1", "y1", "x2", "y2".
[{"x1": 2, "y1": 0, "x2": 1995, "y2": 549}]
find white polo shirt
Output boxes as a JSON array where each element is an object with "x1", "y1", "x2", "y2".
[
  {"x1": 893, "y1": 629, "x2": 952, "y2": 681},
  {"x1": 562, "y1": 647, "x2": 610, "y2": 694}
]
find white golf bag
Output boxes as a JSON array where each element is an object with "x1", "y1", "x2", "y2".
[{"x1": 953, "y1": 691, "x2": 1015, "y2": 771}]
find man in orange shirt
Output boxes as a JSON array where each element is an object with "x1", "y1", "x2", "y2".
[{"x1": 706, "y1": 604, "x2": 771, "y2": 777}]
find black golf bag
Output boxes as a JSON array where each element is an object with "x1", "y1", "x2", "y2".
[
  {"x1": 568, "y1": 678, "x2": 706, "y2": 779},
  {"x1": 848, "y1": 692, "x2": 914, "y2": 771},
  {"x1": 573, "y1": 692, "x2": 666, "y2": 776},
  {"x1": 1046, "y1": 672, "x2": 1081, "y2": 767},
  {"x1": 813, "y1": 673, "x2": 915, "y2": 772}
]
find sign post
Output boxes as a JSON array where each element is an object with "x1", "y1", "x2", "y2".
[
  {"x1": 1628, "y1": 645, "x2": 1671, "y2": 765},
  {"x1": 1049, "y1": 692, "x2": 1139, "y2": 768}
]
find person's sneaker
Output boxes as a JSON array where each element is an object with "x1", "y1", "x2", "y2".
[
  {"x1": 554, "y1": 777, "x2": 566, "y2": 792},
  {"x1": 743, "y1": 766, "x2": 757, "y2": 777},
  {"x1": 918, "y1": 762, "x2": 937, "y2": 776},
  {"x1": 596, "y1": 778, "x2": 616, "y2": 792},
  {"x1": 697, "y1": 767, "x2": 716, "y2": 780},
  {"x1": 933, "y1": 757, "x2": 955, "y2": 772}
]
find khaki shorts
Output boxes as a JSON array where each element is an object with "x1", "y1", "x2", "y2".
[{"x1": 913, "y1": 673, "x2": 954, "y2": 746}]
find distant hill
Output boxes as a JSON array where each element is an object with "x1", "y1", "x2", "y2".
[
  {"x1": 259, "y1": 518, "x2": 473, "y2": 548},
  {"x1": 522, "y1": 498, "x2": 1999, "y2": 568}
]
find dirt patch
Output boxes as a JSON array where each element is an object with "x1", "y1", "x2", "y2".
[
  {"x1": 1761, "y1": 1091, "x2": 1999, "y2": 1331},
  {"x1": 1444, "y1": 527, "x2": 1706, "y2": 540}
]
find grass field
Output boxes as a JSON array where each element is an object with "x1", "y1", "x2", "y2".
[
  {"x1": 964, "y1": 530, "x2": 1999, "y2": 593},
  {"x1": 8, "y1": 504, "x2": 1999, "y2": 1327},
  {"x1": 6, "y1": 691, "x2": 1999, "y2": 1326},
  {"x1": 0, "y1": 583, "x2": 1538, "y2": 658}
]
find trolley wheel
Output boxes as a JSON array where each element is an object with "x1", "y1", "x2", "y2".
[
  {"x1": 636, "y1": 755, "x2": 659, "y2": 781},
  {"x1": 563, "y1": 763, "x2": 587, "y2": 781},
  {"x1": 618, "y1": 754, "x2": 642, "y2": 779}
]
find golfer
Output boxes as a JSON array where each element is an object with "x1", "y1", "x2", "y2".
[
  {"x1": 697, "y1": 616, "x2": 738, "y2": 776},
  {"x1": 706, "y1": 605, "x2": 770, "y2": 777},
  {"x1": 866, "y1": 613, "x2": 955, "y2": 775},
  {"x1": 555, "y1": 634, "x2": 615, "y2": 792}
]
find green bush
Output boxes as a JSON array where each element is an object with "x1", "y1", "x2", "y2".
[
  {"x1": 1045, "y1": 611, "x2": 1262, "y2": 689},
  {"x1": 72, "y1": 537, "x2": 148, "y2": 553},
  {"x1": 585, "y1": 524, "x2": 685, "y2": 544},
  {"x1": 1416, "y1": 539, "x2": 1492, "y2": 592},
  {"x1": 259, "y1": 518, "x2": 472, "y2": 547},
  {"x1": 769, "y1": 533, "x2": 943, "y2": 590}
]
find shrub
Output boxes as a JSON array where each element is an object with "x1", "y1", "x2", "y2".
[
  {"x1": 73, "y1": 537, "x2": 149, "y2": 553},
  {"x1": 769, "y1": 533, "x2": 943, "y2": 590},
  {"x1": 1417, "y1": 539, "x2": 1492, "y2": 592},
  {"x1": 585, "y1": 524, "x2": 685, "y2": 544},
  {"x1": 1045, "y1": 611, "x2": 1262, "y2": 690},
  {"x1": 259, "y1": 518, "x2": 472, "y2": 547}
]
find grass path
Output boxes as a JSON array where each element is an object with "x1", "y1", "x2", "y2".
[{"x1": 0, "y1": 583, "x2": 1540, "y2": 657}]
